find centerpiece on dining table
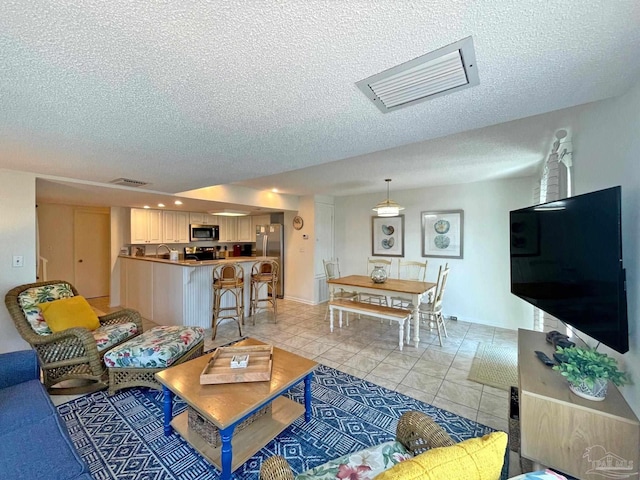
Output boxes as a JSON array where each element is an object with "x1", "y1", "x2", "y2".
[{"x1": 370, "y1": 265, "x2": 388, "y2": 283}]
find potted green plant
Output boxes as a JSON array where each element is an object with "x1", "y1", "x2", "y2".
[{"x1": 552, "y1": 346, "x2": 629, "y2": 401}]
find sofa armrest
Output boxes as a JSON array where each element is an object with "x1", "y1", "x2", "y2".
[{"x1": 0, "y1": 350, "x2": 39, "y2": 389}]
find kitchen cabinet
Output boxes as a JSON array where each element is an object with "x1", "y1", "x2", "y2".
[
  {"x1": 236, "y1": 216, "x2": 253, "y2": 242},
  {"x1": 218, "y1": 217, "x2": 237, "y2": 242},
  {"x1": 130, "y1": 208, "x2": 163, "y2": 244},
  {"x1": 163, "y1": 211, "x2": 189, "y2": 243},
  {"x1": 189, "y1": 212, "x2": 218, "y2": 225}
]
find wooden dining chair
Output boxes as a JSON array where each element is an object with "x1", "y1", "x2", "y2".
[
  {"x1": 323, "y1": 258, "x2": 358, "y2": 321},
  {"x1": 418, "y1": 265, "x2": 450, "y2": 346},
  {"x1": 360, "y1": 258, "x2": 393, "y2": 306},
  {"x1": 391, "y1": 260, "x2": 428, "y2": 308}
]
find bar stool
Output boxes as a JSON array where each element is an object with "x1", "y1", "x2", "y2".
[
  {"x1": 250, "y1": 260, "x2": 279, "y2": 320},
  {"x1": 211, "y1": 262, "x2": 244, "y2": 339}
]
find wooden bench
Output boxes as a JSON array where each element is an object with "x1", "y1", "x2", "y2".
[{"x1": 329, "y1": 299, "x2": 412, "y2": 351}]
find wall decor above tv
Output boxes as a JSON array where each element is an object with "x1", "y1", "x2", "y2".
[{"x1": 510, "y1": 186, "x2": 629, "y2": 353}]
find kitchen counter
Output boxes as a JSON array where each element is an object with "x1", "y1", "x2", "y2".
[
  {"x1": 119, "y1": 255, "x2": 259, "y2": 266},
  {"x1": 119, "y1": 255, "x2": 270, "y2": 328}
]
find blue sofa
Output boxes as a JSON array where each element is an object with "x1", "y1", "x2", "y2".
[{"x1": 0, "y1": 350, "x2": 92, "y2": 480}]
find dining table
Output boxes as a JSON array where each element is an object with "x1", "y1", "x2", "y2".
[{"x1": 327, "y1": 275, "x2": 436, "y2": 348}]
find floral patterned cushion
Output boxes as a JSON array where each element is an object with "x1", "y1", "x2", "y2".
[
  {"x1": 103, "y1": 326, "x2": 204, "y2": 368},
  {"x1": 295, "y1": 440, "x2": 412, "y2": 480},
  {"x1": 93, "y1": 322, "x2": 140, "y2": 352},
  {"x1": 17, "y1": 283, "x2": 75, "y2": 335}
]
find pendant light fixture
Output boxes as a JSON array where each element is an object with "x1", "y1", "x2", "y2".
[{"x1": 373, "y1": 179, "x2": 404, "y2": 217}]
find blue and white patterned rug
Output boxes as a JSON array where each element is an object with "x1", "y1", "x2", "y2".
[{"x1": 58, "y1": 364, "x2": 506, "y2": 479}]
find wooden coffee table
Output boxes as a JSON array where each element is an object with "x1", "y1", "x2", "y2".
[{"x1": 155, "y1": 338, "x2": 317, "y2": 480}]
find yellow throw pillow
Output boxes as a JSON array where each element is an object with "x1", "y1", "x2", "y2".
[
  {"x1": 374, "y1": 431, "x2": 507, "y2": 480},
  {"x1": 38, "y1": 296, "x2": 101, "y2": 332}
]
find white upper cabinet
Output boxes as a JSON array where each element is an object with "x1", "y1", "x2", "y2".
[
  {"x1": 131, "y1": 208, "x2": 163, "y2": 244},
  {"x1": 163, "y1": 211, "x2": 189, "y2": 243},
  {"x1": 218, "y1": 217, "x2": 237, "y2": 242},
  {"x1": 236, "y1": 216, "x2": 253, "y2": 242},
  {"x1": 189, "y1": 212, "x2": 218, "y2": 225},
  {"x1": 251, "y1": 215, "x2": 271, "y2": 235}
]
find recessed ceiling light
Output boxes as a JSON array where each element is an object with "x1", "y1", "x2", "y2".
[
  {"x1": 143, "y1": 205, "x2": 150, "y2": 209},
  {"x1": 174, "y1": 200, "x2": 183, "y2": 205},
  {"x1": 158, "y1": 203, "x2": 165, "y2": 208},
  {"x1": 271, "y1": 188, "x2": 279, "y2": 193}
]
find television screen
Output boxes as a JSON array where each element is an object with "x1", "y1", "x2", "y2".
[{"x1": 510, "y1": 186, "x2": 628, "y2": 353}]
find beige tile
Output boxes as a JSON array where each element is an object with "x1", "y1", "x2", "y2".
[
  {"x1": 420, "y1": 349, "x2": 455, "y2": 366},
  {"x1": 302, "y1": 342, "x2": 334, "y2": 357},
  {"x1": 479, "y1": 391, "x2": 509, "y2": 419},
  {"x1": 395, "y1": 384, "x2": 435, "y2": 404},
  {"x1": 346, "y1": 355, "x2": 382, "y2": 374},
  {"x1": 338, "y1": 364, "x2": 370, "y2": 379},
  {"x1": 320, "y1": 347, "x2": 356, "y2": 364},
  {"x1": 450, "y1": 355, "x2": 474, "y2": 372},
  {"x1": 482, "y1": 384, "x2": 509, "y2": 399},
  {"x1": 400, "y1": 371, "x2": 443, "y2": 396},
  {"x1": 436, "y1": 380, "x2": 482, "y2": 410},
  {"x1": 384, "y1": 352, "x2": 419, "y2": 369},
  {"x1": 411, "y1": 359, "x2": 450, "y2": 379},
  {"x1": 357, "y1": 346, "x2": 393, "y2": 361},
  {"x1": 368, "y1": 363, "x2": 410, "y2": 383},
  {"x1": 476, "y1": 411, "x2": 508, "y2": 432},
  {"x1": 445, "y1": 366, "x2": 483, "y2": 391},
  {"x1": 364, "y1": 373, "x2": 399, "y2": 391},
  {"x1": 431, "y1": 397, "x2": 478, "y2": 421}
]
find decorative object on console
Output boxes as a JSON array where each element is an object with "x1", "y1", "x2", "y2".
[
  {"x1": 552, "y1": 346, "x2": 629, "y2": 401},
  {"x1": 421, "y1": 210, "x2": 463, "y2": 258},
  {"x1": 372, "y1": 178, "x2": 404, "y2": 217},
  {"x1": 372, "y1": 214, "x2": 404, "y2": 257},
  {"x1": 370, "y1": 265, "x2": 388, "y2": 284}
]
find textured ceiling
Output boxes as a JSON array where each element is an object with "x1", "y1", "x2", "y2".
[{"x1": 2, "y1": 1, "x2": 640, "y2": 203}]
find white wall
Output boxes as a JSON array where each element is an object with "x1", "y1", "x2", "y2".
[
  {"x1": 284, "y1": 196, "x2": 315, "y2": 304},
  {"x1": 0, "y1": 169, "x2": 37, "y2": 353},
  {"x1": 335, "y1": 176, "x2": 536, "y2": 330},
  {"x1": 570, "y1": 80, "x2": 640, "y2": 415}
]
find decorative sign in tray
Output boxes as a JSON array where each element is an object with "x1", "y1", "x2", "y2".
[{"x1": 200, "y1": 345, "x2": 273, "y2": 384}]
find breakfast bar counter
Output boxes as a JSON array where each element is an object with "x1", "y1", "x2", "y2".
[{"x1": 119, "y1": 255, "x2": 269, "y2": 328}]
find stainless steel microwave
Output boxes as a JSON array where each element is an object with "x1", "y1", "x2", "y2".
[{"x1": 189, "y1": 224, "x2": 219, "y2": 242}]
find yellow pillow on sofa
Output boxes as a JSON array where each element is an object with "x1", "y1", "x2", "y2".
[
  {"x1": 38, "y1": 296, "x2": 101, "y2": 332},
  {"x1": 374, "y1": 431, "x2": 507, "y2": 480}
]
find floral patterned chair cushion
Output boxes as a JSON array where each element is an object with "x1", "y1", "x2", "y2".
[
  {"x1": 93, "y1": 323, "x2": 140, "y2": 352},
  {"x1": 295, "y1": 440, "x2": 412, "y2": 480},
  {"x1": 103, "y1": 326, "x2": 205, "y2": 369},
  {"x1": 17, "y1": 283, "x2": 75, "y2": 335}
]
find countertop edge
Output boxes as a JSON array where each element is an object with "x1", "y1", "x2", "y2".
[{"x1": 119, "y1": 255, "x2": 267, "y2": 266}]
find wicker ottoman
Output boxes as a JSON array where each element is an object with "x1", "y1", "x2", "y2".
[{"x1": 104, "y1": 325, "x2": 205, "y2": 395}]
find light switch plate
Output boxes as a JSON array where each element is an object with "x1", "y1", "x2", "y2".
[{"x1": 12, "y1": 255, "x2": 24, "y2": 267}]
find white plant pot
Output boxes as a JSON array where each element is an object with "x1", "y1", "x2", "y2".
[{"x1": 569, "y1": 377, "x2": 608, "y2": 401}]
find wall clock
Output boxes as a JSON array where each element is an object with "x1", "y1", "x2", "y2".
[{"x1": 293, "y1": 215, "x2": 304, "y2": 230}]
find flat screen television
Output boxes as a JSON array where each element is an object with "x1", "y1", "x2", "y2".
[{"x1": 510, "y1": 186, "x2": 629, "y2": 353}]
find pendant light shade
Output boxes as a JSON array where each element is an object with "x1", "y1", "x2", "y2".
[{"x1": 373, "y1": 179, "x2": 404, "y2": 217}]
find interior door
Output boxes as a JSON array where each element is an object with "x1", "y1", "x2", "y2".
[{"x1": 74, "y1": 210, "x2": 110, "y2": 298}]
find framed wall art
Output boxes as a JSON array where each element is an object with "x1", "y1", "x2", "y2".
[
  {"x1": 421, "y1": 210, "x2": 464, "y2": 259},
  {"x1": 372, "y1": 215, "x2": 404, "y2": 257}
]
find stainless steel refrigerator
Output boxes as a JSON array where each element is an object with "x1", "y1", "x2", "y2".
[{"x1": 256, "y1": 224, "x2": 284, "y2": 298}]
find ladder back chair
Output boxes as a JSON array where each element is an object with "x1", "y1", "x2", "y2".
[{"x1": 419, "y1": 265, "x2": 450, "y2": 346}]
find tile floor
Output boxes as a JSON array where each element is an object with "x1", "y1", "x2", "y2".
[{"x1": 79, "y1": 296, "x2": 525, "y2": 477}]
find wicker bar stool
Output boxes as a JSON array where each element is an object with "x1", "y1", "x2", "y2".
[
  {"x1": 212, "y1": 262, "x2": 244, "y2": 339},
  {"x1": 250, "y1": 260, "x2": 279, "y2": 321}
]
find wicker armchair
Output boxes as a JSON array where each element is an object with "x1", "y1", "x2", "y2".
[
  {"x1": 5, "y1": 280, "x2": 143, "y2": 394},
  {"x1": 259, "y1": 411, "x2": 456, "y2": 480}
]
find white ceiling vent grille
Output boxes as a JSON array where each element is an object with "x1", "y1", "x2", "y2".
[
  {"x1": 356, "y1": 36, "x2": 479, "y2": 113},
  {"x1": 109, "y1": 178, "x2": 149, "y2": 187}
]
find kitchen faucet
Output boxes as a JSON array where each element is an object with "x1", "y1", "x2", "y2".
[{"x1": 156, "y1": 244, "x2": 172, "y2": 256}]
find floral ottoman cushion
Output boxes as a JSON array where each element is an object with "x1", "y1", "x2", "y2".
[
  {"x1": 296, "y1": 440, "x2": 412, "y2": 480},
  {"x1": 103, "y1": 326, "x2": 204, "y2": 369}
]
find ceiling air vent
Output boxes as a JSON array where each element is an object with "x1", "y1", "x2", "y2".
[
  {"x1": 356, "y1": 36, "x2": 479, "y2": 113},
  {"x1": 109, "y1": 178, "x2": 149, "y2": 188}
]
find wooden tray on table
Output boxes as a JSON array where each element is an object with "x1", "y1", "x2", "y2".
[{"x1": 200, "y1": 345, "x2": 273, "y2": 384}]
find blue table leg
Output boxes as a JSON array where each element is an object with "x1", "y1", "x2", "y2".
[
  {"x1": 162, "y1": 386, "x2": 174, "y2": 436},
  {"x1": 304, "y1": 372, "x2": 313, "y2": 422},
  {"x1": 219, "y1": 425, "x2": 235, "y2": 480}
]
